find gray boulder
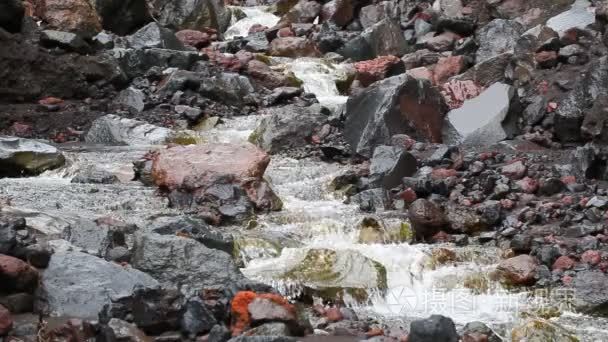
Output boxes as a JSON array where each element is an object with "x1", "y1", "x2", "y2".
[
  {"x1": 40, "y1": 30, "x2": 91, "y2": 54},
  {"x1": 200, "y1": 73, "x2": 256, "y2": 107},
  {"x1": 408, "y1": 315, "x2": 458, "y2": 342},
  {"x1": 344, "y1": 74, "x2": 447, "y2": 158},
  {"x1": 36, "y1": 250, "x2": 159, "y2": 318},
  {"x1": 0, "y1": 137, "x2": 65, "y2": 177},
  {"x1": 94, "y1": 0, "x2": 152, "y2": 35},
  {"x1": 476, "y1": 19, "x2": 524, "y2": 63},
  {"x1": 115, "y1": 87, "x2": 146, "y2": 113},
  {"x1": 573, "y1": 271, "x2": 608, "y2": 314},
  {"x1": 131, "y1": 232, "x2": 247, "y2": 296},
  {"x1": 339, "y1": 19, "x2": 408, "y2": 61},
  {"x1": 108, "y1": 48, "x2": 203, "y2": 80},
  {"x1": 0, "y1": 0, "x2": 24, "y2": 33},
  {"x1": 442, "y1": 83, "x2": 519, "y2": 146},
  {"x1": 85, "y1": 114, "x2": 171, "y2": 146},
  {"x1": 127, "y1": 22, "x2": 186, "y2": 50},
  {"x1": 148, "y1": 0, "x2": 231, "y2": 33},
  {"x1": 369, "y1": 145, "x2": 417, "y2": 189},
  {"x1": 249, "y1": 104, "x2": 327, "y2": 154}
]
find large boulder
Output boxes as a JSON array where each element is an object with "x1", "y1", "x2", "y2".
[
  {"x1": 339, "y1": 19, "x2": 408, "y2": 62},
  {"x1": 249, "y1": 104, "x2": 327, "y2": 154},
  {"x1": 573, "y1": 271, "x2": 608, "y2": 314},
  {"x1": 0, "y1": 137, "x2": 65, "y2": 177},
  {"x1": 0, "y1": 0, "x2": 25, "y2": 33},
  {"x1": 93, "y1": 0, "x2": 152, "y2": 35},
  {"x1": 556, "y1": 56, "x2": 608, "y2": 143},
  {"x1": 148, "y1": 0, "x2": 231, "y2": 34},
  {"x1": 476, "y1": 19, "x2": 524, "y2": 63},
  {"x1": 126, "y1": 22, "x2": 186, "y2": 50},
  {"x1": 145, "y1": 143, "x2": 281, "y2": 224},
  {"x1": 85, "y1": 114, "x2": 171, "y2": 146},
  {"x1": 442, "y1": 83, "x2": 519, "y2": 146},
  {"x1": 344, "y1": 74, "x2": 448, "y2": 158},
  {"x1": 131, "y1": 232, "x2": 246, "y2": 296},
  {"x1": 37, "y1": 0, "x2": 103, "y2": 38},
  {"x1": 36, "y1": 250, "x2": 159, "y2": 318},
  {"x1": 199, "y1": 72, "x2": 256, "y2": 107},
  {"x1": 408, "y1": 315, "x2": 458, "y2": 342}
]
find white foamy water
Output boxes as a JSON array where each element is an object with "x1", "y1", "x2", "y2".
[
  {"x1": 225, "y1": 6, "x2": 280, "y2": 40},
  {"x1": 287, "y1": 58, "x2": 349, "y2": 111}
]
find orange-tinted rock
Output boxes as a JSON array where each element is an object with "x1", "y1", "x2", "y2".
[
  {"x1": 37, "y1": 0, "x2": 102, "y2": 37},
  {"x1": 38, "y1": 96, "x2": 64, "y2": 106},
  {"x1": 431, "y1": 168, "x2": 458, "y2": 179},
  {"x1": 432, "y1": 56, "x2": 465, "y2": 85},
  {"x1": 230, "y1": 291, "x2": 296, "y2": 336},
  {"x1": 354, "y1": 55, "x2": 405, "y2": 87}
]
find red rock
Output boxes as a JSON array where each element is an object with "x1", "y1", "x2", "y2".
[
  {"x1": 537, "y1": 80, "x2": 549, "y2": 94},
  {"x1": 501, "y1": 160, "x2": 527, "y2": 180},
  {"x1": 355, "y1": 55, "x2": 406, "y2": 87},
  {"x1": 562, "y1": 275, "x2": 573, "y2": 285},
  {"x1": 10, "y1": 122, "x2": 33, "y2": 136},
  {"x1": 269, "y1": 37, "x2": 320, "y2": 57},
  {"x1": 0, "y1": 304, "x2": 12, "y2": 336},
  {"x1": 561, "y1": 176, "x2": 576, "y2": 185},
  {"x1": 406, "y1": 67, "x2": 433, "y2": 81},
  {"x1": 581, "y1": 250, "x2": 601, "y2": 265},
  {"x1": 321, "y1": 0, "x2": 355, "y2": 27},
  {"x1": 516, "y1": 177, "x2": 539, "y2": 194},
  {"x1": 35, "y1": 0, "x2": 102, "y2": 37},
  {"x1": 399, "y1": 188, "x2": 417, "y2": 203},
  {"x1": 431, "y1": 231, "x2": 451, "y2": 243},
  {"x1": 500, "y1": 199, "x2": 515, "y2": 209},
  {"x1": 176, "y1": 29, "x2": 211, "y2": 49},
  {"x1": 0, "y1": 254, "x2": 39, "y2": 293},
  {"x1": 431, "y1": 168, "x2": 458, "y2": 179},
  {"x1": 496, "y1": 255, "x2": 538, "y2": 286},
  {"x1": 230, "y1": 291, "x2": 296, "y2": 336},
  {"x1": 462, "y1": 332, "x2": 489, "y2": 342},
  {"x1": 547, "y1": 102, "x2": 558, "y2": 113},
  {"x1": 599, "y1": 261, "x2": 608, "y2": 272},
  {"x1": 552, "y1": 256, "x2": 575, "y2": 271},
  {"x1": 440, "y1": 80, "x2": 482, "y2": 109},
  {"x1": 277, "y1": 27, "x2": 295, "y2": 37},
  {"x1": 432, "y1": 56, "x2": 465, "y2": 85},
  {"x1": 39, "y1": 96, "x2": 64, "y2": 106},
  {"x1": 535, "y1": 51, "x2": 558, "y2": 68},
  {"x1": 249, "y1": 24, "x2": 267, "y2": 34},
  {"x1": 325, "y1": 307, "x2": 343, "y2": 322}
]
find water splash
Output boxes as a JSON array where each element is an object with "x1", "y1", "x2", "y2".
[{"x1": 225, "y1": 6, "x2": 280, "y2": 40}]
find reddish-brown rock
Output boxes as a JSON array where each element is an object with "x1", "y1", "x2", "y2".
[
  {"x1": 321, "y1": 0, "x2": 355, "y2": 27},
  {"x1": 501, "y1": 160, "x2": 527, "y2": 179},
  {"x1": 354, "y1": 55, "x2": 406, "y2": 87},
  {"x1": 277, "y1": 27, "x2": 295, "y2": 37},
  {"x1": 582, "y1": 250, "x2": 602, "y2": 265},
  {"x1": 246, "y1": 60, "x2": 301, "y2": 89},
  {"x1": 552, "y1": 256, "x2": 575, "y2": 271},
  {"x1": 36, "y1": 0, "x2": 102, "y2": 37},
  {"x1": 0, "y1": 304, "x2": 12, "y2": 336},
  {"x1": 516, "y1": 177, "x2": 539, "y2": 194},
  {"x1": 535, "y1": 50, "x2": 558, "y2": 69},
  {"x1": 440, "y1": 80, "x2": 482, "y2": 110},
  {"x1": 176, "y1": 29, "x2": 211, "y2": 49},
  {"x1": 0, "y1": 254, "x2": 39, "y2": 293},
  {"x1": 230, "y1": 291, "x2": 296, "y2": 336},
  {"x1": 496, "y1": 255, "x2": 538, "y2": 286},
  {"x1": 432, "y1": 56, "x2": 465, "y2": 85},
  {"x1": 269, "y1": 37, "x2": 320, "y2": 58}
]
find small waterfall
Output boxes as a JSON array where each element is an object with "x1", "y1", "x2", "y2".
[
  {"x1": 225, "y1": 6, "x2": 280, "y2": 40},
  {"x1": 287, "y1": 58, "x2": 349, "y2": 112}
]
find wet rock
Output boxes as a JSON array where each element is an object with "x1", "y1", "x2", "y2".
[
  {"x1": 181, "y1": 297, "x2": 217, "y2": 336},
  {"x1": 339, "y1": 19, "x2": 408, "y2": 62},
  {"x1": 268, "y1": 37, "x2": 320, "y2": 57},
  {"x1": 279, "y1": 0, "x2": 321, "y2": 25},
  {"x1": 409, "y1": 315, "x2": 458, "y2": 342},
  {"x1": 115, "y1": 87, "x2": 146, "y2": 113},
  {"x1": 573, "y1": 270, "x2": 608, "y2": 314},
  {"x1": 40, "y1": 30, "x2": 90, "y2": 54},
  {"x1": 37, "y1": 0, "x2": 102, "y2": 38},
  {"x1": 150, "y1": 216, "x2": 233, "y2": 255},
  {"x1": 71, "y1": 167, "x2": 120, "y2": 184},
  {"x1": 476, "y1": 19, "x2": 524, "y2": 63},
  {"x1": 249, "y1": 104, "x2": 327, "y2": 154},
  {"x1": 556, "y1": 56, "x2": 608, "y2": 143},
  {"x1": 321, "y1": 0, "x2": 356, "y2": 27},
  {"x1": 85, "y1": 114, "x2": 171, "y2": 146},
  {"x1": 442, "y1": 83, "x2": 519, "y2": 146},
  {"x1": 0, "y1": 304, "x2": 12, "y2": 336},
  {"x1": 105, "y1": 318, "x2": 150, "y2": 341},
  {"x1": 93, "y1": 0, "x2": 152, "y2": 35},
  {"x1": 408, "y1": 199, "x2": 448, "y2": 241},
  {"x1": 246, "y1": 322, "x2": 291, "y2": 336},
  {"x1": 248, "y1": 297, "x2": 296, "y2": 324},
  {"x1": 127, "y1": 22, "x2": 186, "y2": 50},
  {"x1": 36, "y1": 250, "x2": 159, "y2": 318},
  {"x1": 350, "y1": 188, "x2": 387, "y2": 212},
  {"x1": 0, "y1": 137, "x2": 65, "y2": 177},
  {"x1": 344, "y1": 74, "x2": 447, "y2": 158},
  {"x1": 511, "y1": 318, "x2": 579, "y2": 342},
  {"x1": 148, "y1": 0, "x2": 231, "y2": 33},
  {"x1": 109, "y1": 48, "x2": 203, "y2": 81},
  {"x1": 131, "y1": 232, "x2": 246, "y2": 296},
  {"x1": 0, "y1": 0, "x2": 24, "y2": 33},
  {"x1": 538, "y1": 178, "x2": 564, "y2": 196},
  {"x1": 496, "y1": 254, "x2": 538, "y2": 286},
  {"x1": 247, "y1": 60, "x2": 301, "y2": 89},
  {"x1": 0, "y1": 218, "x2": 18, "y2": 255},
  {"x1": 354, "y1": 55, "x2": 405, "y2": 87},
  {"x1": 462, "y1": 321, "x2": 500, "y2": 342},
  {"x1": 369, "y1": 146, "x2": 417, "y2": 189},
  {"x1": 200, "y1": 73, "x2": 256, "y2": 107},
  {"x1": 209, "y1": 324, "x2": 231, "y2": 342}
]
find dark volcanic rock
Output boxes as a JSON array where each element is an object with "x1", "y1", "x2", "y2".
[
  {"x1": 94, "y1": 0, "x2": 152, "y2": 35},
  {"x1": 409, "y1": 315, "x2": 458, "y2": 342},
  {"x1": 127, "y1": 22, "x2": 186, "y2": 50},
  {"x1": 0, "y1": 0, "x2": 25, "y2": 33},
  {"x1": 148, "y1": 0, "x2": 231, "y2": 33},
  {"x1": 40, "y1": 30, "x2": 91, "y2": 54},
  {"x1": 344, "y1": 74, "x2": 447, "y2": 158},
  {"x1": 339, "y1": 19, "x2": 408, "y2": 62},
  {"x1": 369, "y1": 145, "x2": 417, "y2": 189},
  {"x1": 109, "y1": 48, "x2": 202, "y2": 81}
]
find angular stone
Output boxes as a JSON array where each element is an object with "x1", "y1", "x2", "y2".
[
  {"x1": 369, "y1": 145, "x2": 417, "y2": 189},
  {"x1": 0, "y1": 254, "x2": 39, "y2": 293},
  {"x1": 408, "y1": 199, "x2": 448, "y2": 241},
  {"x1": 115, "y1": 87, "x2": 146, "y2": 113},
  {"x1": 127, "y1": 22, "x2": 186, "y2": 50},
  {"x1": 40, "y1": 30, "x2": 90, "y2": 53},
  {"x1": 476, "y1": 19, "x2": 524, "y2": 63},
  {"x1": 85, "y1": 114, "x2": 171, "y2": 145},
  {"x1": 0, "y1": 137, "x2": 65, "y2": 177},
  {"x1": 268, "y1": 37, "x2": 320, "y2": 58},
  {"x1": 93, "y1": 0, "x2": 152, "y2": 35},
  {"x1": 547, "y1": 0, "x2": 595, "y2": 33},
  {"x1": 339, "y1": 19, "x2": 408, "y2": 62},
  {"x1": 443, "y1": 83, "x2": 519, "y2": 146},
  {"x1": 38, "y1": 0, "x2": 102, "y2": 38},
  {"x1": 36, "y1": 250, "x2": 159, "y2": 318},
  {"x1": 148, "y1": 0, "x2": 231, "y2": 33},
  {"x1": 573, "y1": 271, "x2": 608, "y2": 314},
  {"x1": 496, "y1": 255, "x2": 538, "y2": 286}
]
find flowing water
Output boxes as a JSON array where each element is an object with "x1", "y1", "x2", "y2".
[{"x1": 1, "y1": 6, "x2": 607, "y2": 341}]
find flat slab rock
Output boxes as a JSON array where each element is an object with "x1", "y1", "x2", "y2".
[{"x1": 0, "y1": 137, "x2": 65, "y2": 177}]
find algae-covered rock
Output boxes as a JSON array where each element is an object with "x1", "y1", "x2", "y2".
[
  {"x1": 510, "y1": 318, "x2": 579, "y2": 342},
  {"x1": 357, "y1": 217, "x2": 388, "y2": 244},
  {"x1": 0, "y1": 137, "x2": 65, "y2": 177},
  {"x1": 166, "y1": 130, "x2": 203, "y2": 145}
]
